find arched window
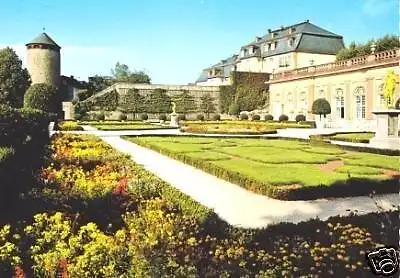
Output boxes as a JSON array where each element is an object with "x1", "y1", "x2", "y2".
[
  {"x1": 335, "y1": 88, "x2": 345, "y2": 119},
  {"x1": 378, "y1": 84, "x2": 385, "y2": 108},
  {"x1": 354, "y1": 86, "x2": 366, "y2": 119}
]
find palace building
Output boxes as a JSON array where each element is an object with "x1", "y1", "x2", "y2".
[{"x1": 196, "y1": 20, "x2": 345, "y2": 86}]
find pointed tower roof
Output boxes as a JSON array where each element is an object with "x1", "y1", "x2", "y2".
[{"x1": 26, "y1": 33, "x2": 61, "y2": 49}]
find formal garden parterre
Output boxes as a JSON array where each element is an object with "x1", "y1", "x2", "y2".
[
  {"x1": 1, "y1": 130, "x2": 398, "y2": 277},
  {"x1": 125, "y1": 136, "x2": 399, "y2": 200}
]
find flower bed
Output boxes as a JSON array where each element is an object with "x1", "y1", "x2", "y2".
[
  {"x1": 0, "y1": 134, "x2": 397, "y2": 277},
  {"x1": 181, "y1": 120, "x2": 314, "y2": 134},
  {"x1": 181, "y1": 123, "x2": 278, "y2": 135},
  {"x1": 55, "y1": 120, "x2": 84, "y2": 131}
]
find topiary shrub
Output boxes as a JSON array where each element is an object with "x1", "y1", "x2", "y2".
[
  {"x1": 159, "y1": 114, "x2": 167, "y2": 121},
  {"x1": 24, "y1": 83, "x2": 57, "y2": 112},
  {"x1": 140, "y1": 113, "x2": 148, "y2": 121},
  {"x1": 395, "y1": 98, "x2": 400, "y2": 109},
  {"x1": 196, "y1": 114, "x2": 205, "y2": 121},
  {"x1": 312, "y1": 98, "x2": 331, "y2": 120},
  {"x1": 211, "y1": 114, "x2": 221, "y2": 121},
  {"x1": 240, "y1": 113, "x2": 248, "y2": 120},
  {"x1": 264, "y1": 114, "x2": 274, "y2": 121},
  {"x1": 118, "y1": 113, "x2": 127, "y2": 121},
  {"x1": 96, "y1": 111, "x2": 105, "y2": 121},
  {"x1": 295, "y1": 114, "x2": 306, "y2": 122},
  {"x1": 177, "y1": 114, "x2": 186, "y2": 121},
  {"x1": 279, "y1": 114, "x2": 289, "y2": 122},
  {"x1": 228, "y1": 103, "x2": 240, "y2": 116},
  {"x1": 251, "y1": 114, "x2": 260, "y2": 121}
]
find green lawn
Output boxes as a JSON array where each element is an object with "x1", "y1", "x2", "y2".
[
  {"x1": 329, "y1": 132, "x2": 375, "y2": 143},
  {"x1": 125, "y1": 136, "x2": 399, "y2": 200}
]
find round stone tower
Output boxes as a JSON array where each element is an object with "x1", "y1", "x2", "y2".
[{"x1": 26, "y1": 32, "x2": 61, "y2": 88}]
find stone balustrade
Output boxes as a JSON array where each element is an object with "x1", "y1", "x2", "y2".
[{"x1": 270, "y1": 48, "x2": 399, "y2": 82}]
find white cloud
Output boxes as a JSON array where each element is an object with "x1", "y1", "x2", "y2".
[{"x1": 362, "y1": 0, "x2": 397, "y2": 17}]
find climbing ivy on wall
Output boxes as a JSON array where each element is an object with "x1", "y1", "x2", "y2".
[{"x1": 219, "y1": 71, "x2": 269, "y2": 113}]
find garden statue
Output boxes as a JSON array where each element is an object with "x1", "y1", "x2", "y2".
[
  {"x1": 172, "y1": 101, "x2": 177, "y2": 114},
  {"x1": 169, "y1": 101, "x2": 179, "y2": 127},
  {"x1": 383, "y1": 69, "x2": 399, "y2": 108},
  {"x1": 370, "y1": 69, "x2": 400, "y2": 149}
]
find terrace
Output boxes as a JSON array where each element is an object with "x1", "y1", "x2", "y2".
[{"x1": 268, "y1": 48, "x2": 399, "y2": 83}]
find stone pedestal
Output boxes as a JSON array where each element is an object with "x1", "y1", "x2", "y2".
[
  {"x1": 369, "y1": 109, "x2": 400, "y2": 150},
  {"x1": 169, "y1": 113, "x2": 179, "y2": 127},
  {"x1": 62, "y1": 102, "x2": 74, "y2": 120}
]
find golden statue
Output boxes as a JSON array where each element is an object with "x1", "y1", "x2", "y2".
[{"x1": 383, "y1": 69, "x2": 399, "y2": 108}]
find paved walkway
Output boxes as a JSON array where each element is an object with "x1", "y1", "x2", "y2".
[{"x1": 100, "y1": 135, "x2": 399, "y2": 229}]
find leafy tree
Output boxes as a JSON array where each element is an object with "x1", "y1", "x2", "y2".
[
  {"x1": 77, "y1": 89, "x2": 91, "y2": 101},
  {"x1": 336, "y1": 34, "x2": 400, "y2": 61},
  {"x1": 111, "y1": 62, "x2": 151, "y2": 84},
  {"x1": 228, "y1": 103, "x2": 240, "y2": 116},
  {"x1": 311, "y1": 98, "x2": 331, "y2": 120},
  {"x1": 118, "y1": 88, "x2": 145, "y2": 117},
  {"x1": 172, "y1": 90, "x2": 197, "y2": 114},
  {"x1": 87, "y1": 75, "x2": 113, "y2": 94},
  {"x1": 199, "y1": 93, "x2": 216, "y2": 119},
  {"x1": 0, "y1": 47, "x2": 31, "y2": 107},
  {"x1": 145, "y1": 88, "x2": 171, "y2": 114},
  {"x1": 24, "y1": 83, "x2": 58, "y2": 113}
]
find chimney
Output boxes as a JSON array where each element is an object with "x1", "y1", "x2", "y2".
[
  {"x1": 267, "y1": 29, "x2": 272, "y2": 33},
  {"x1": 256, "y1": 36, "x2": 261, "y2": 42},
  {"x1": 306, "y1": 19, "x2": 309, "y2": 23}
]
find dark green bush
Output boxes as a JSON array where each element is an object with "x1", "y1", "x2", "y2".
[
  {"x1": 251, "y1": 114, "x2": 260, "y2": 121},
  {"x1": 140, "y1": 113, "x2": 148, "y2": 121},
  {"x1": 312, "y1": 98, "x2": 331, "y2": 119},
  {"x1": 118, "y1": 113, "x2": 127, "y2": 121},
  {"x1": 264, "y1": 114, "x2": 274, "y2": 121},
  {"x1": 295, "y1": 114, "x2": 306, "y2": 122},
  {"x1": 279, "y1": 114, "x2": 289, "y2": 122},
  {"x1": 211, "y1": 114, "x2": 221, "y2": 121},
  {"x1": 196, "y1": 114, "x2": 205, "y2": 121},
  {"x1": 159, "y1": 114, "x2": 167, "y2": 121},
  {"x1": 96, "y1": 111, "x2": 105, "y2": 121},
  {"x1": 178, "y1": 114, "x2": 186, "y2": 121},
  {"x1": 239, "y1": 114, "x2": 248, "y2": 120},
  {"x1": 228, "y1": 103, "x2": 240, "y2": 116},
  {"x1": 23, "y1": 83, "x2": 58, "y2": 113}
]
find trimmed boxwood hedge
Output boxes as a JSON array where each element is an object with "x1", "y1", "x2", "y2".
[{"x1": 124, "y1": 136, "x2": 398, "y2": 200}]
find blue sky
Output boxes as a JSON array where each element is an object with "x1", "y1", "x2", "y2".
[{"x1": 0, "y1": 0, "x2": 398, "y2": 84}]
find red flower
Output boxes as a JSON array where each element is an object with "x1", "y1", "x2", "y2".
[{"x1": 14, "y1": 265, "x2": 25, "y2": 278}]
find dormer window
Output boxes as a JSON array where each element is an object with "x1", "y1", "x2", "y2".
[
  {"x1": 256, "y1": 36, "x2": 262, "y2": 42},
  {"x1": 274, "y1": 41, "x2": 278, "y2": 49},
  {"x1": 288, "y1": 37, "x2": 295, "y2": 47},
  {"x1": 289, "y1": 27, "x2": 296, "y2": 34},
  {"x1": 272, "y1": 32, "x2": 278, "y2": 38}
]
